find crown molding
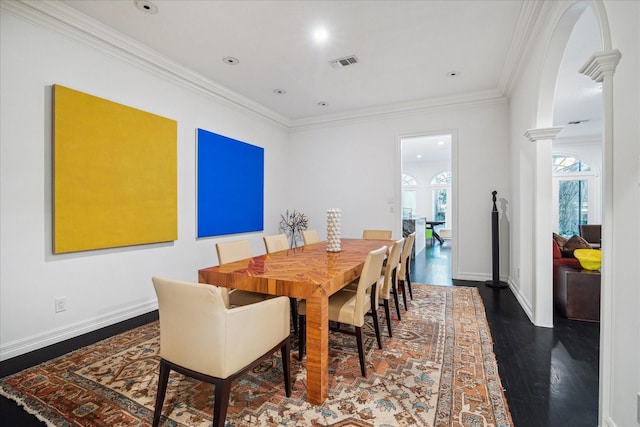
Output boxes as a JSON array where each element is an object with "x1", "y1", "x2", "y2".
[
  {"x1": 288, "y1": 89, "x2": 508, "y2": 132},
  {"x1": 1, "y1": 0, "x2": 291, "y2": 127},
  {"x1": 498, "y1": 0, "x2": 548, "y2": 96}
]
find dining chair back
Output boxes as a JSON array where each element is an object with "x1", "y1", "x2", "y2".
[
  {"x1": 398, "y1": 232, "x2": 416, "y2": 305},
  {"x1": 379, "y1": 238, "x2": 404, "y2": 337},
  {"x1": 362, "y1": 229, "x2": 392, "y2": 240},
  {"x1": 216, "y1": 239, "x2": 252, "y2": 264},
  {"x1": 263, "y1": 233, "x2": 298, "y2": 332},
  {"x1": 298, "y1": 245, "x2": 387, "y2": 377},
  {"x1": 264, "y1": 233, "x2": 290, "y2": 253},
  {"x1": 151, "y1": 276, "x2": 291, "y2": 427},
  {"x1": 302, "y1": 229, "x2": 320, "y2": 245},
  {"x1": 216, "y1": 239, "x2": 271, "y2": 306}
]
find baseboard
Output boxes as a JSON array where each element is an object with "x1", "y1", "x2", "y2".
[
  {"x1": 604, "y1": 416, "x2": 617, "y2": 427},
  {"x1": 0, "y1": 300, "x2": 158, "y2": 363},
  {"x1": 455, "y1": 272, "x2": 509, "y2": 283},
  {"x1": 506, "y1": 278, "x2": 535, "y2": 323}
]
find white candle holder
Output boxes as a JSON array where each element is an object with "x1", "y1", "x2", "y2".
[{"x1": 326, "y1": 208, "x2": 342, "y2": 252}]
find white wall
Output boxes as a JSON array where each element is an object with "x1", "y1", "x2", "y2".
[
  {"x1": 602, "y1": 1, "x2": 640, "y2": 425},
  {"x1": 286, "y1": 101, "x2": 511, "y2": 282},
  {"x1": 0, "y1": 11, "x2": 289, "y2": 360}
]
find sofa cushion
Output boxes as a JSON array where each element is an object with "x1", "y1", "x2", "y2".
[
  {"x1": 563, "y1": 235, "x2": 592, "y2": 254},
  {"x1": 554, "y1": 257, "x2": 582, "y2": 269}
]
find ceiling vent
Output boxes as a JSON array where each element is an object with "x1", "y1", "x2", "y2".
[{"x1": 330, "y1": 55, "x2": 359, "y2": 69}]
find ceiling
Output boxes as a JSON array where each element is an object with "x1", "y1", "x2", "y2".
[
  {"x1": 61, "y1": 0, "x2": 524, "y2": 122},
  {"x1": 57, "y1": 0, "x2": 601, "y2": 156}
]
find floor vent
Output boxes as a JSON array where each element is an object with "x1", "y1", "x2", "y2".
[{"x1": 330, "y1": 55, "x2": 359, "y2": 68}]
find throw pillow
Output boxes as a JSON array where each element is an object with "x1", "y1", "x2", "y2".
[
  {"x1": 563, "y1": 235, "x2": 592, "y2": 254},
  {"x1": 553, "y1": 233, "x2": 568, "y2": 250}
]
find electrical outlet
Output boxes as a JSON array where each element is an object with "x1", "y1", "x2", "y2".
[{"x1": 55, "y1": 297, "x2": 67, "y2": 313}]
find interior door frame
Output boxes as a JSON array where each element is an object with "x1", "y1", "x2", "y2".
[{"x1": 397, "y1": 130, "x2": 458, "y2": 280}]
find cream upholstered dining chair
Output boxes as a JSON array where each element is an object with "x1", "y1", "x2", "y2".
[
  {"x1": 302, "y1": 229, "x2": 320, "y2": 245},
  {"x1": 263, "y1": 234, "x2": 299, "y2": 333},
  {"x1": 397, "y1": 232, "x2": 416, "y2": 309},
  {"x1": 378, "y1": 238, "x2": 404, "y2": 337},
  {"x1": 362, "y1": 229, "x2": 392, "y2": 240},
  {"x1": 151, "y1": 277, "x2": 291, "y2": 427},
  {"x1": 216, "y1": 240, "x2": 273, "y2": 306},
  {"x1": 263, "y1": 233, "x2": 290, "y2": 252},
  {"x1": 298, "y1": 245, "x2": 387, "y2": 377}
]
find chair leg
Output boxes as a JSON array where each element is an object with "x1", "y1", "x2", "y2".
[
  {"x1": 370, "y1": 295, "x2": 383, "y2": 350},
  {"x1": 298, "y1": 314, "x2": 306, "y2": 360},
  {"x1": 152, "y1": 359, "x2": 170, "y2": 427},
  {"x1": 383, "y1": 300, "x2": 393, "y2": 337},
  {"x1": 290, "y1": 298, "x2": 298, "y2": 334},
  {"x1": 281, "y1": 337, "x2": 292, "y2": 397},
  {"x1": 399, "y1": 279, "x2": 408, "y2": 311},
  {"x1": 406, "y1": 270, "x2": 413, "y2": 300},
  {"x1": 392, "y1": 284, "x2": 402, "y2": 321},
  {"x1": 355, "y1": 326, "x2": 366, "y2": 377},
  {"x1": 212, "y1": 378, "x2": 232, "y2": 427}
]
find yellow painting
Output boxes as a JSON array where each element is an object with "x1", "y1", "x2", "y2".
[{"x1": 53, "y1": 85, "x2": 177, "y2": 253}]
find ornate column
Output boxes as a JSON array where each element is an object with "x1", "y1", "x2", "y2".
[
  {"x1": 578, "y1": 49, "x2": 621, "y2": 421},
  {"x1": 524, "y1": 126, "x2": 562, "y2": 328}
]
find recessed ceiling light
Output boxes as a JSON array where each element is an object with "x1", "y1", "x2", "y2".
[
  {"x1": 222, "y1": 57, "x2": 239, "y2": 65},
  {"x1": 438, "y1": 141, "x2": 445, "y2": 145},
  {"x1": 317, "y1": 102, "x2": 329, "y2": 107},
  {"x1": 313, "y1": 27, "x2": 329, "y2": 44},
  {"x1": 416, "y1": 154, "x2": 423, "y2": 159},
  {"x1": 446, "y1": 71, "x2": 460, "y2": 77},
  {"x1": 273, "y1": 89, "x2": 287, "y2": 95},
  {"x1": 134, "y1": 0, "x2": 158, "y2": 14}
]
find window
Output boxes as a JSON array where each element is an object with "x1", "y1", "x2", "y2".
[
  {"x1": 402, "y1": 174, "x2": 417, "y2": 186},
  {"x1": 402, "y1": 174, "x2": 418, "y2": 217},
  {"x1": 552, "y1": 155, "x2": 598, "y2": 237},
  {"x1": 430, "y1": 171, "x2": 452, "y2": 225}
]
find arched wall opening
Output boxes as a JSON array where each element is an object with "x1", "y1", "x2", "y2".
[{"x1": 532, "y1": 1, "x2": 614, "y2": 424}]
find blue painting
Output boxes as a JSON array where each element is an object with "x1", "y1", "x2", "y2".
[{"x1": 197, "y1": 128, "x2": 264, "y2": 237}]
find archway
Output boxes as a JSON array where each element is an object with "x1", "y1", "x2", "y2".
[{"x1": 532, "y1": 1, "x2": 616, "y2": 424}]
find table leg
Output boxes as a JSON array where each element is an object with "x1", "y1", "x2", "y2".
[{"x1": 304, "y1": 289, "x2": 329, "y2": 405}]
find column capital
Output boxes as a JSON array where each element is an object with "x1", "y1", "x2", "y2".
[
  {"x1": 579, "y1": 49, "x2": 621, "y2": 83},
  {"x1": 524, "y1": 127, "x2": 563, "y2": 142}
]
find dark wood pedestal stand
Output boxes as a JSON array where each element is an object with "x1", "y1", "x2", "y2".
[{"x1": 486, "y1": 190, "x2": 508, "y2": 288}]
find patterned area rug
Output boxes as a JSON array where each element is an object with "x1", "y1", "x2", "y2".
[{"x1": 0, "y1": 284, "x2": 513, "y2": 426}]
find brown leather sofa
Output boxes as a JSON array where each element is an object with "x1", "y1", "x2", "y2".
[
  {"x1": 552, "y1": 264, "x2": 601, "y2": 322},
  {"x1": 552, "y1": 238, "x2": 601, "y2": 322}
]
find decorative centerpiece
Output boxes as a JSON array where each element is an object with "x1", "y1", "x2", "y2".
[
  {"x1": 326, "y1": 208, "x2": 342, "y2": 252},
  {"x1": 279, "y1": 210, "x2": 308, "y2": 249}
]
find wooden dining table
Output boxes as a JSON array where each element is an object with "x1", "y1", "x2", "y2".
[{"x1": 198, "y1": 238, "x2": 390, "y2": 405}]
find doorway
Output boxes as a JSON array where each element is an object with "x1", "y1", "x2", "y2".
[{"x1": 400, "y1": 133, "x2": 453, "y2": 285}]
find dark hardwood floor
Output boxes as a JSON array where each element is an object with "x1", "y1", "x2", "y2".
[
  {"x1": 412, "y1": 240, "x2": 600, "y2": 427},
  {"x1": 1, "y1": 241, "x2": 599, "y2": 426}
]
